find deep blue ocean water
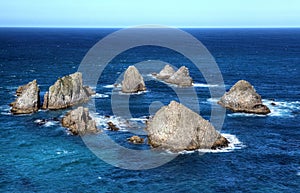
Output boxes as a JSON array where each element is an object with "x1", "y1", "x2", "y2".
[{"x1": 0, "y1": 28, "x2": 299, "y2": 192}]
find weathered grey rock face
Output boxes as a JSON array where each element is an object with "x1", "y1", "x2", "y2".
[
  {"x1": 156, "y1": 64, "x2": 176, "y2": 80},
  {"x1": 121, "y1": 66, "x2": 146, "y2": 93},
  {"x1": 42, "y1": 92, "x2": 48, "y2": 110},
  {"x1": 10, "y1": 80, "x2": 40, "y2": 114},
  {"x1": 43, "y1": 72, "x2": 94, "y2": 110},
  {"x1": 164, "y1": 66, "x2": 193, "y2": 87},
  {"x1": 218, "y1": 80, "x2": 271, "y2": 115},
  {"x1": 61, "y1": 106, "x2": 99, "y2": 135},
  {"x1": 146, "y1": 101, "x2": 228, "y2": 151}
]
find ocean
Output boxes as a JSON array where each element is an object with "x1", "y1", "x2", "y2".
[{"x1": 0, "y1": 28, "x2": 299, "y2": 192}]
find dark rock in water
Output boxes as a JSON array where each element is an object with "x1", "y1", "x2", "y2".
[
  {"x1": 35, "y1": 119, "x2": 47, "y2": 126},
  {"x1": 35, "y1": 117, "x2": 60, "y2": 126},
  {"x1": 146, "y1": 101, "x2": 228, "y2": 151},
  {"x1": 127, "y1": 136, "x2": 144, "y2": 144},
  {"x1": 164, "y1": 66, "x2": 193, "y2": 87},
  {"x1": 121, "y1": 66, "x2": 146, "y2": 93},
  {"x1": 104, "y1": 115, "x2": 111, "y2": 118},
  {"x1": 10, "y1": 80, "x2": 40, "y2": 114},
  {"x1": 271, "y1": 102, "x2": 276, "y2": 106},
  {"x1": 113, "y1": 83, "x2": 120, "y2": 88},
  {"x1": 83, "y1": 86, "x2": 96, "y2": 96},
  {"x1": 43, "y1": 72, "x2": 95, "y2": 110},
  {"x1": 61, "y1": 106, "x2": 99, "y2": 135},
  {"x1": 107, "y1": 121, "x2": 119, "y2": 131},
  {"x1": 211, "y1": 135, "x2": 229, "y2": 150},
  {"x1": 156, "y1": 64, "x2": 176, "y2": 80},
  {"x1": 218, "y1": 80, "x2": 271, "y2": 115}
]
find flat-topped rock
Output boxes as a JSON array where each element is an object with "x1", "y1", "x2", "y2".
[
  {"x1": 10, "y1": 80, "x2": 40, "y2": 114},
  {"x1": 43, "y1": 72, "x2": 94, "y2": 110},
  {"x1": 146, "y1": 101, "x2": 229, "y2": 151},
  {"x1": 121, "y1": 66, "x2": 146, "y2": 93},
  {"x1": 218, "y1": 80, "x2": 271, "y2": 115},
  {"x1": 61, "y1": 106, "x2": 99, "y2": 135}
]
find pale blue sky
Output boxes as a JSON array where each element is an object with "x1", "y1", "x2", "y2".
[{"x1": 0, "y1": 0, "x2": 300, "y2": 27}]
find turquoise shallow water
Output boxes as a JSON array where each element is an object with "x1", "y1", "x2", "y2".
[{"x1": 0, "y1": 28, "x2": 299, "y2": 192}]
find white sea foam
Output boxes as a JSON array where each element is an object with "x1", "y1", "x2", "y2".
[
  {"x1": 175, "y1": 133, "x2": 245, "y2": 154},
  {"x1": 103, "y1": 84, "x2": 114, "y2": 88},
  {"x1": 34, "y1": 119, "x2": 58, "y2": 127},
  {"x1": 44, "y1": 121, "x2": 57, "y2": 127},
  {"x1": 206, "y1": 98, "x2": 220, "y2": 103},
  {"x1": 198, "y1": 133, "x2": 245, "y2": 153},
  {"x1": 193, "y1": 83, "x2": 219, "y2": 87},
  {"x1": 129, "y1": 117, "x2": 148, "y2": 122},
  {"x1": 118, "y1": 90, "x2": 149, "y2": 95},
  {"x1": 93, "y1": 93, "x2": 109, "y2": 98},
  {"x1": 90, "y1": 113, "x2": 129, "y2": 131},
  {"x1": 227, "y1": 100, "x2": 300, "y2": 118},
  {"x1": 0, "y1": 105, "x2": 11, "y2": 115},
  {"x1": 56, "y1": 150, "x2": 70, "y2": 155},
  {"x1": 103, "y1": 84, "x2": 121, "y2": 88},
  {"x1": 263, "y1": 99, "x2": 300, "y2": 117}
]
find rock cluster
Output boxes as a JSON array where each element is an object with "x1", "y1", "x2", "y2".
[
  {"x1": 155, "y1": 65, "x2": 193, "y2": 87},
  {"x1": 156, "y1": 64, "x2": 176, "y2": 79},
  {"x1": 10, "y1": 80, "x2": 40, "y2": 114},
  {"x1": 121, "y1": 66, "x2": 146, "y2": 93},
  {"x1": 146, "y1": 101, "x2": 228, "y2": 151},
  {"x1": 127, "y1": 136, "x2": 144, "y2": 144},
  {"x1": 61, "y1": 106, "x2": 99, "y2": 135},
  {"x1": 218, "y1": 80, "x2": 270, "y2": 115},
  {"x1": 43, "y1": 72, "x2": 94, "y2": 110}
]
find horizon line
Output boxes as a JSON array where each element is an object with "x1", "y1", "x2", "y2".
[{"x1": 1, "y1": 25, "x2": 300, "y2": 29}]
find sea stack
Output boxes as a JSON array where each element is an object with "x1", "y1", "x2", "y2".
[
  {"x1": 42, "y1": 72, "x2": 94, "y2": 110},
  {"x1": 218, "y1": 80, "x2": 271, "y2": 115},
  {"x1": 156, "y1": 64, "x2": 176, "y2": 80},
  {"x1": 10, "y1": 80, "x2": 40, "y2": 114},
  {"x1": 61, "y1": 106, "x2": 99, "y2": 135},
  {"x1": 155, "y1": 65, "x2": 193, "y2": 87},
  {"x1": 146, "y1": 101, "x2": 229, "y2": 151},
  {"x1": 165, "y1": 66, "x2": 193, "y2": 87},
  {"x1": 121, "y1": 66, "x2": 146, "y2": 93}
]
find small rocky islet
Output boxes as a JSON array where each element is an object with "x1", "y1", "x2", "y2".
[
  {"x1": 218, "y1": 80, "x2": 271, "y2": 115},
  {"x1": 153, "y1": 64, "x2": 193, "y2": 87},
  {"x1": 9, "y1": 65, "x2": 272, "y2": 151}
]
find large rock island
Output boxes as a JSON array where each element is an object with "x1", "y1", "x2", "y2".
[
  {"x1": 10, "y1": 80, "x2": 40, "y2": 114},
  {"x1": 121, "y1": 66, "x2": 146, "y2": 93},
  {"x1": 218, "y1": 80, "x2": 271, "y2": 115},
  {"x1": 42, "y1": 72, "x2": 94, "y2": 110},
  {"x1": 146, "y1": 101, "x2": 228, "y2": 151},
  {"x1": 61, "y1": 106, "x2": 99, "y2": 135}
]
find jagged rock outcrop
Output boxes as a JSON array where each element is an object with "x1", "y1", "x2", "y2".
[
  {"x1": 107, "y1": 122, "x2": 119, "y2": 131},
  {"x1": 165, "y1": 66, "x2": 193, "y2": 87},
  {"x1": 127, "y1": 136, "x2": 144, "y2": 144},
  {"x1": 121, "y1": 66, "x2": 146, "y2": 93},
  {"x1": 61, "y1": 106, "x2": 99, "y2": 135},
  {"x1": 156, "y1": 64, "x2": 176, "y2": 80},
  {"x1": 43, "y1": 72, "x2": 94, "y2": 110},
  {"x1": 10, "y1": 80, "x2": 40, "y2": 114},
  {"x1": 218, "y1": 80, "x2": 271, "y2": 115},
  {"x1": 146, "y1": 101, "x2": 229, "y2": 151}
]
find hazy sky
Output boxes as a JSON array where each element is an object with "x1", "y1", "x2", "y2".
[{"x1": 1, "y1": 0, "x2": 300, "y2": 27}]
